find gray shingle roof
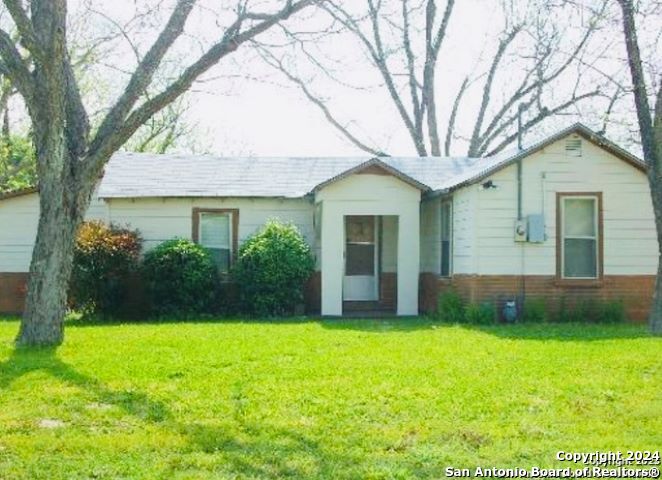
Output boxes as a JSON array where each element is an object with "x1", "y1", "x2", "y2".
[
  {"x1": 98, "y1": 153, "x2": 489, "y2": 198},
  {"x1": 97, "y1": 124, "x2": 645, "y2": 199}
]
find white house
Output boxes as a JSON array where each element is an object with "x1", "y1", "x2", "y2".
[{"x1": 0, "y1": 124, "x2": 658, "y2": 320}]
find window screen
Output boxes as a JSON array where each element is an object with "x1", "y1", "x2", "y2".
[
  {"x1": 345, "y1": 216, "x2": 375, "y2": 276},
  {"x1": 200, "y1": 213, "x2": 231, "y2": 273},
  {"x1": 561, "y1": 197, "x2": 598, "y2": 278}
]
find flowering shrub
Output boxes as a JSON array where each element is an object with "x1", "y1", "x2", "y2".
[{"x1": 69, "y1": 221, "x2": 142, "y2": 316}]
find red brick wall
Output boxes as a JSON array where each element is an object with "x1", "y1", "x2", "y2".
[
  {"x1": 419, "y1": 273, "x2": 655, "y2": 322},
  {"x1": 0, "y1": 273, "x2": 28, "y2": 315},
  {"x1": 304, "y1": 272, "x2": 321, "y2": 314},
  {"x1": 379, "y1": 273, "x2": 397, "y2": 311},
  {"x1": 3, "y1": 271, "x2": 653, "y2": 321}
]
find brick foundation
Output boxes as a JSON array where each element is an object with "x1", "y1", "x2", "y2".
[
  {"x1": 419, "y1": 273, "x2": 655, "y2": 323},
  {"x1": 378, "y1": 272, "x2": 397, "y2": 311},
  {"x1": 2, "y1": 271, "x2": 654, "y2": 321},
  {"x1": 0, "y1": 273, "x2": 28, "y2": 315},
  {"x1": 304, "y1": 272, "x2": 321, "y2": 314}
]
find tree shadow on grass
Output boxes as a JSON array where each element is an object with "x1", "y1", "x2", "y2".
[
  {"x1": 0, "y1": 347, "x2": 171, "y2": 422},
  {"x1": 318, "y1": 316, "x2": 438, "y2": 332},
  {"x1": 65, "y1": 314, "x2": 319, "y2": 328},
  {"x1": 458, "y1": 322, "x2": 653, "y2": 341},
  {"x1": 177, "y1": 420, "x2": 354, "y2": 478},
  {"x1": 0, "y1": 348, "x2": 357, "y2": 478}
]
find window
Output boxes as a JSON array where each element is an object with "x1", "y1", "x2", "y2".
[
  {"x1": 345, "y1": 215, "x2": 376, "y2": 276},
  {"x1": 558, "y1": 194, "x2": 601, "y2": 279},
  {"x1": 440, "y1": 201, "x2": 452, "y2": 277},
  {"x1": 192, "y1": 208, "x2": 238, "y2": 274}
]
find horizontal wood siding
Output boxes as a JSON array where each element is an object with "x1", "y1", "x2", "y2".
[
  {"x1": 107, "y1": 197, "x2": 315, "y2": 254},
  {"x1": 0, "y1": 189, "x2": 108, "y2": 272},
  {"x1": 451, "y1": 134, "x2": 658, "y2": 276}
]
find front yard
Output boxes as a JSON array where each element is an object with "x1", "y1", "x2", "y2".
[{"x1": 0, "y1": 318, "x2": 659, "y2": 479}]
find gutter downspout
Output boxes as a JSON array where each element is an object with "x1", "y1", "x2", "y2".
[{"x1": 517, "y1": 104, "x2": 525, "y2": 318}]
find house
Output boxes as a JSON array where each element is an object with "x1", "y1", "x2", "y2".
[{"x1": 0, "y1": 123, "x2": 658, "y2": 320}]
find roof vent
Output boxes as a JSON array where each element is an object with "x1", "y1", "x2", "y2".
[{"x1": 565, "y1": 137, "x2": 582, "y2": 157}]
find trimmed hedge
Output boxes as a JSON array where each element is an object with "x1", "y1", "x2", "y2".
[
  {"x1": 232, "y1": 220, "x2": 315, "y2": 316},
  {"x1": 142, "y1": 239, "x2": 218, "y2": 316}
]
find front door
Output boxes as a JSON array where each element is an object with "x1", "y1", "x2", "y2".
[{"x1": 343, "y1": 215, "x2": 378, "y2": 301}]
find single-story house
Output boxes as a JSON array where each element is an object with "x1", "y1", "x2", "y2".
[{"x1": 0, "y1": 123, "x2": 658, "y2": 320}]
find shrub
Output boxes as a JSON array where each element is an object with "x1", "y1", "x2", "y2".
[
  {"x1": 553, "y1": 296, "x2": 627, "y2": 324},
  {"x1": 435, "y1": 289, "x2": 465, "y2": 323},
  {"x1": 69, "y1": 221, "x2": 142, "y2": 316},
  {"x1": 597, "y1": 300, "x2": 627, "y2": 323},
  {"x1": 142, "y1": 239, "x2": 218, "y2": 316},
  {"x1": 465, "y1": 302, "x2": 496, "y2": 325},
  {"x1": 522, "y1": 297, "x2": 548, "y2": 323},
  {"x1": 231, "y1": 220, "x2": 315, "y2": 316}
]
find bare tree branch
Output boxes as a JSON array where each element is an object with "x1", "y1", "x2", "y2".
[
  {"x1": 484, "y1": 89, "x2": 602, "y2": 156},
  {"x1": 444, "y1": 76, "x2": 467, "y2": 156},
  {"x1": 258, "y1": 46, "x2": 385, "y2": 156},
  {"x1": 0, "y1": 28, "x2": 35, "y2": 110},
  {"x1": 422, "y1": 0, "x2": 454, "y2": 156},
  {"x1": 3, "y1": 0, "x2": 43, "y2": 61},
  {"x1": 88, "y1": 0, "x2": 317, "y2": 173},
  {"x1": 89, "y1": 0, "x2": 197, "y2": 155}
]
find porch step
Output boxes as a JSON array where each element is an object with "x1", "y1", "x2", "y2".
[{"x1": 343, "y1": 301, "x2": 395, "y2": 317}]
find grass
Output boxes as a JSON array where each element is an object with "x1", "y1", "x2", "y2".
[{"x1": 0, "y1": 317, "x2": 660, "y2": 479}]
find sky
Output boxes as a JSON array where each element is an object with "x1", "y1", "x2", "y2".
[{"x1": 6, "y1": 0, "x2": 661, "y2": 158}]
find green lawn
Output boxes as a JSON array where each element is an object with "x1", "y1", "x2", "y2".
[{"x1": 0, "y1": 318, "x2": 660, "y2": 479}]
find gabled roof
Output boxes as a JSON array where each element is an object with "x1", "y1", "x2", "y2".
[
  {"x1": 311, "y1": 157, "x2": 431, "y2": 193},
  {"x1": 51, "y1": 122, "x2": 643, "y2": 200},
  {"x1": 444, "y1": 123, "x2": 647, "y2": 192}
]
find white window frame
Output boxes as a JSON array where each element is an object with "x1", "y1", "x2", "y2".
[{"x1": 560, "y1": 195, "x2": 600, "y2": 280}]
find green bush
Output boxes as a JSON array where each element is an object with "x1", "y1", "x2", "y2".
[
  {"x1": 597, "y1": 300, "x2": 626, "y2": 323},
  {"x1": 0, "y1": 136, "x2": 36, "y2": 193},
  {"x1": 142, "y1": 239, "x2": 218, "y2": 316},
  {"x1": 69, "y1": 221, "x2": 142, "y2": 316},
  {"x1": 522, "y1": 297, "x2": 548, "y2": 323},
  {"x1": 231, "y1": 220, "x2": 315, "y2": 316},
  {"x1": 465, "y1": 302, "x2": 496, "y2": 325},
  {"x1": 553, "y1": 296, "x2": 627, "y2": 324},
  {"x1": 435, "y1": 289, "x2": 465, "y2": 323}
]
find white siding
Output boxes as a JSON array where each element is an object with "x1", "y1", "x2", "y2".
[
  {"x1": 452, "y1": 186, "x2": 477, "y2": 274},
  {"x1": 315, "y1": 173, "x2": 421, "y2": 315},
  {"x1": 107, "y1": 197, "x2": 315, "y2": 254},
  {"x1": 0, "y1": 189, "x2": 109, "y2": 272},
  {"x1": 380, "y1": 215, "x2": 398, "y2": 273},
  {"x1": 420, "y1": 197, "x2": 440, "y2": 273},
  {"x1": 451, "y1": 134, "x2": 658, "y2": 275}
]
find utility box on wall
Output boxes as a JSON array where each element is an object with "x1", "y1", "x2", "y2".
[
  {"x1": 514, "y1": 219, "x2": 527, "y2": 242},
  {"x1": 527, "y1": 214, "x2": 545, "y2": 242}
]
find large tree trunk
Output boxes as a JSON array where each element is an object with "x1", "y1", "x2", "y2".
[
  {"x1": 16, "y1": 149, "x2": 86, "y2": 346},
  {"x1": 649, "y1": 151, "x2": 662, "y2": 334},
  {"x1": 651, "y1": 254, "x2": 662, "y2": 333}
]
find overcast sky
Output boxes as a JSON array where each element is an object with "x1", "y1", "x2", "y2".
[{"x1": 7, "y1": 0, "x2": 661, "y2": 157}]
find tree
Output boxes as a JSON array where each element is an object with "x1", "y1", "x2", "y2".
[
  {"x1": 126, "y1": 96, "x2": 210, "y2": 154},
  {"x1": 0, "y1": 134, "x2": 35, "y2": 192},
  {"x1": 0, "y1": 0, "x2": 317, "y2": 346},
  {"x1": 616, "y1": 0, "x2": 662, "y2": 333},
  {"x1": 260, "y1": 0, "x2": 615, "y2": 156}
]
